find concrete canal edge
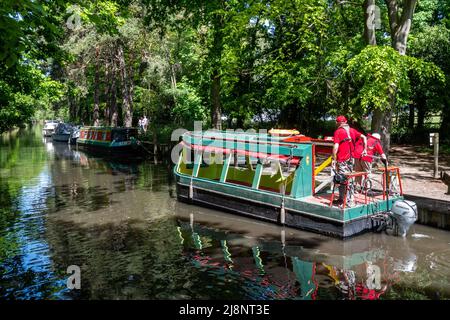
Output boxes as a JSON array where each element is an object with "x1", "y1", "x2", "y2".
[{"x1": 404, "y1": 194, "x2": 450, "y2": 230}]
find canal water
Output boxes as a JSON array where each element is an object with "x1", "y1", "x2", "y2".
[{"x1": 1, "y1": 126, "x2": 450, "y2": 300}]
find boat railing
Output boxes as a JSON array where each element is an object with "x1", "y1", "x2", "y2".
[
  {"x1": 329, "y1": 171, "x2": 369, "y2": 209},
  {"x1": 376, "y1": 166, "x2": 403, "y2": 199},
  {"x1": 328, "y1": 166, "x2": 404, "y2": 209},
  {"x1": 185, "y1": 131, "x2": 301, "y2": 149}
]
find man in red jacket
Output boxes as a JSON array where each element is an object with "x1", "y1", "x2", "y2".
[
  {"x1": 332, "y1": 116, "x2": 367, "y2": 206},
  {"x1": 354, "y1": 133, "x2": 387, "y2": 189}
]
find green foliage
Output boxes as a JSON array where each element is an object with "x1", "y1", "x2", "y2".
[
  {"x1": 82, "y1": 0, "x2": 126, "y2": 34},
  {"x1": 345, "y1": 46, "x2": 444, "y2": 120},
  {"x1": 0, "y1": 0, "x2": 449, "y2": 143},
  {"x1": 170, "y1": 82, "x2": 208, "y2": 126},
  {"x1": 346, "y1": 46, "x2": 411, "y2": 115},
  {"x1": 0, "y1": 0, "x2": 64, "y2": 67},
  {"x1": 0, "y1": 60, "x2": 65, "y2": 132}
]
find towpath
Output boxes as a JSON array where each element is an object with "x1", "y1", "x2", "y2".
[{"x1": 389, "y1": 145, "x2": 450, "y2": 201}]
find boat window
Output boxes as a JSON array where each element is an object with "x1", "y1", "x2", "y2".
[
  {"x1": 225, "y1": 153, "x2": 255, "y2": 187},
  {"x1": 112, "y1": 130, "x2": 127, "y2": 142},
  {"x1": 258, "y1": 159, "x2": 298, "y2": 195},
  {"x1": 112, "y1": 129, "x2": 138, "y2": 142},
  {"x1": 197, "y1": 152, "x2": 225, "y2": 180},
  {"x1": 178, "y1": 147, "x2": 194, "y2": 175}
]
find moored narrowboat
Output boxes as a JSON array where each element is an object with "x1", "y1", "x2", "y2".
[
  {"x1": 174, "y1": 130, "x2": 417, "y2": 239},
  {"x1": 77, "y1": 126, "x2": 140, "y2": 152},
  {"x1": 42, "y1": 120, "x2": 59, "y2": 137},
  {"x1": 69, "y1": 126, "x2": 80, "y2": 145},
  {"x1": 52, "y1": 123, "x2": 76, "y2": 142}
]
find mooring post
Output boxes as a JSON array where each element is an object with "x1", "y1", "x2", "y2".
[{"x1": 433, "y1": 133, "x2": 439, "y2": 179}]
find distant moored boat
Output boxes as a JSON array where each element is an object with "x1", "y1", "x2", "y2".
[
  {"x1": 76, "y1": 126, "x2": 140, "y2": 152},
  {"x1": 52, "y1": 123, "x2": 75, "y2": 143},
  {"x1": 42, "y1": 120, "x2": 59, "y2": 137}
]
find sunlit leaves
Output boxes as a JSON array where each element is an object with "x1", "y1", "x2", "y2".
[{"x1": 345, "y1": 45, "x2": 444, "y2": 118}]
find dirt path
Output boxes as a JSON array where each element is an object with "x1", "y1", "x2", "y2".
[{"x1": 389, "y1": 145, "x2": 450, "y2": 201}]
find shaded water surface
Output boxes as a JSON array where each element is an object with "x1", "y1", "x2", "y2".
[{"x1": 1, "y1": 126, "x2": 450, "y2": 299}]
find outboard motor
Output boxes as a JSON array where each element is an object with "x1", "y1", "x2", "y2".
[{"x1": 389, "y1": 200, "x2": 418, "y2": 237}]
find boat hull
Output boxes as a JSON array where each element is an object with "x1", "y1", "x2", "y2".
[
  {"x1": 76, "y1": 141, "x2": 139, "y2": 154},
  {"x1": 42, "y1": 129, "x2": 55, "y2": 137},
  {"x1": 52, "y1": 133, "x2": 70, "y2": 142},
  {"x1": 175, "y1": 173, "x2": 393, "y2": 239},
  {"x1": 76, "y1": 127, "x2": 141, "y2": 154}
]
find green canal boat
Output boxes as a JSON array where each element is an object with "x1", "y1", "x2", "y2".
[
  {"x1": 174, "y1": 130, "x2": 417, "y2": 239},
  {"x1": 77, "y1": 126, "x2": 139, "y2": 152}
]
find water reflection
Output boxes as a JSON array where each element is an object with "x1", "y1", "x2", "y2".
[
  {"x1": 175, "y1": 213, "x2": 400, "y2": 300},
  {"x1": 174, "y1": 203, "x2": 450, "y2": 300},
  {"x1": 1, "y1": 126, "x2": 450, "y2": 300}
]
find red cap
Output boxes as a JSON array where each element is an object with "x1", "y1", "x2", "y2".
[{"x1": 336, "y1": 115, "x2": 347, "y2": 123}]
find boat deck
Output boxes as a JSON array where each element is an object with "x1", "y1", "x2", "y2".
[
  {"x1": 306, "y1": 191, "x2": 386, "y2": 208},
  {"x1": 198, "y1": 176, "x2": 389, "y2": 209}
]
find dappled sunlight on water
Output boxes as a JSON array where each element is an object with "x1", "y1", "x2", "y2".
[{"x1": 1, "y1": 126, "x2": 450, "y2": 300}]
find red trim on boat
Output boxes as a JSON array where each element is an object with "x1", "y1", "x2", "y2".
[{"x1": 180, "y1": 141, "x2": 300, "y2": 166}]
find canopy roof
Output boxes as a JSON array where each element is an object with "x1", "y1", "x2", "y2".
[{"x1": 180, "y1": 140, "x2": 300, "y2": 166}]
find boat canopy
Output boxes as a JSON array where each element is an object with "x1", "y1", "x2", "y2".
[
  {"x1": 180, "y1": 140, "x2": 300, "y2": 166},
  {"x1": 177, "y1": 131, "x2": 315, "y2": 198},
  {"x1": 55, "y1": 123, "x2": 75, "y2": 135},
  {"x1": 184, "y1": 131, "x2": 313, "y2": 158}
]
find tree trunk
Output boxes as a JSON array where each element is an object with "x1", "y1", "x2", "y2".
[
  {"x1": 117, "y1": 44, "x2": 132, "y2": 128},
  {"x1": 209, "y1": 10, "x2": 225, "y2": 130},
  {"x1": 363, "y1": 0, "x2": 377, "y2": 46},
  {"x1": 211, "y1": 69, "x2": 222, "y2": 130},
  {"x1": 110, "y1": 63, "x2": 118, "y2": 127},
  {"x1": 390, "y1": 0, "x2": 417, "y2": 55},
  {"x1": 109, "y1": 53, "x2": 118, "y2": 127},
  {"x1": 408, "y1": 104, "x2": 415, "y2": 131},
  {"x1": 371, "y1": 108, "x2": 392, "y2": 153},
  {"x1": 93, "y1": 46, "x2": 100, "y2": 126},
  {"x1": 103, "y1": 59, "x2": 110, "y2": 126},
  {"x1": 416, "y1": 106, "x2": 426, "y2": 131},
  {"x1": 128, "y1": 55, "x2": 135, "y2": 125},
  {"x1": 68, "y1": 90, "x2": 76, "y2": 122},
  {"x1": 369, "y1": 0, "x2": 418, "y2": 155}
]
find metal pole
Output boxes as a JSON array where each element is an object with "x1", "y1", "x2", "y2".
[{"x1": 434, "y1": 133, "x2": 439, "y2": 179}]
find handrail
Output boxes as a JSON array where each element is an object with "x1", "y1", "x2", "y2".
[
  {"x1": 314, "y1": 156, "x2": 332, "y2": 176},
  {"x1": 330, "y1": 171, "x2": 369, "y2": 209},
  {"x1": 185, "y1": 131, "x2": 301, "y2": 149},
  {"x1": 179, "y1": 140, "x2": 301, "y2": 165},
  {"x1": 376, "y1": 166, "x2": 403, "y2": 199}
]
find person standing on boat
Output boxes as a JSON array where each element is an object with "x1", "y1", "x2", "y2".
[
  {"x1": 332, "y1": 116, "x2": 367, "y2": 206},
  {"x1": 353, "y1": 133, "x2": 387, "y2": 189}
]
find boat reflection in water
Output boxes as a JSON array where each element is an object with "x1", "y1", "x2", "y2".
[
  {"x1": 46, "y1": 138, "x2": 140, "y2": 175},
  {"x1": 175, "y1": 202, "x2": 418, "y2": 300}
]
